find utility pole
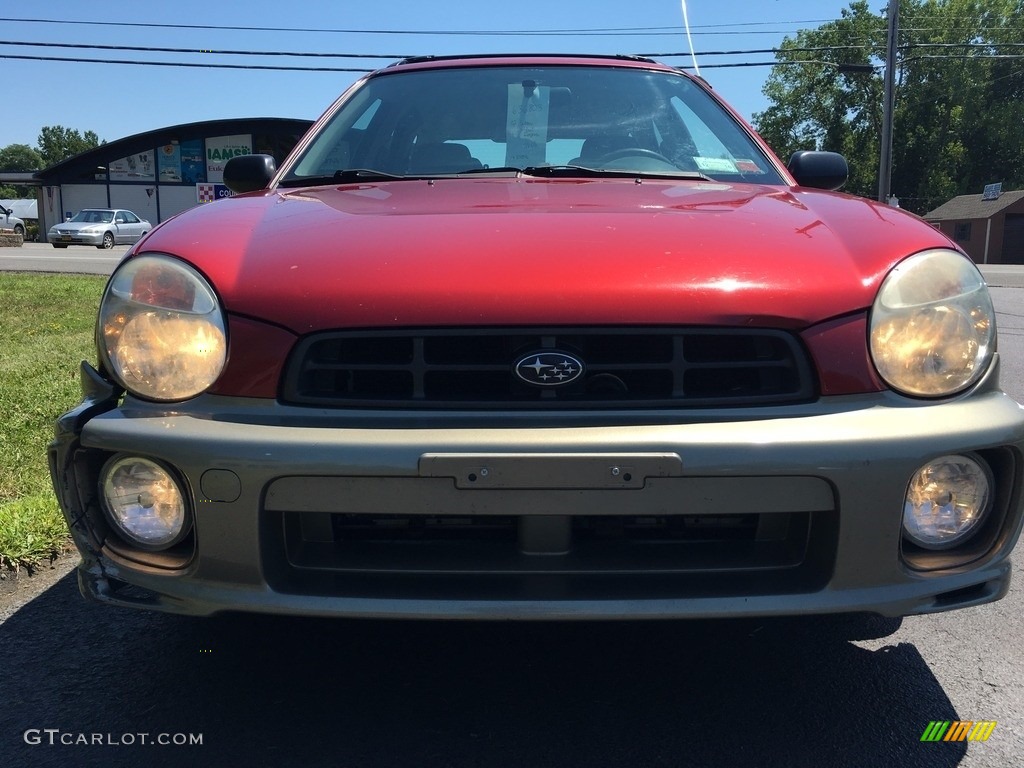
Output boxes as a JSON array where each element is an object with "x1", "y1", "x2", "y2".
[{"x1": 878, "y1": 1, "x2": 899, "y2": 202}]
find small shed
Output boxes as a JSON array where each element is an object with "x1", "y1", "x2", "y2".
[{"x1": 924, "y1": 188, "x2": 1024, "y2": 264}]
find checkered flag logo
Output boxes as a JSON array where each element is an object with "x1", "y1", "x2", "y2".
[{"x1": 196, "y1": 184, "x2": 215, "y2": 203}]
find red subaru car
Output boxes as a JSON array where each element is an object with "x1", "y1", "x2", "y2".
[{"x1": 50, "y1": 54, "x2": 1024, "y2": 619}]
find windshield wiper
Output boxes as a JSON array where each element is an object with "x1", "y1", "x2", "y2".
[
  {"x1": 278, "y1": 169, "x2": 410, "y2": 187},
  {"x1": 279, "y1": 165, "x2": 713, "y2": 188},
  {"x1": 527, "y1": 165, "x2": 712, "y2": 181},
  {"x1": 457, "y1": 165, "x2": 712, "y2": 181}
]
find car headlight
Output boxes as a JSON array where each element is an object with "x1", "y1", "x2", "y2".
[
  {"x1": 869, "y1": 249, "x2": 995, "y2": 397},
  {"x1": 98, "y1": 254, "x2": 227, "y2": 401}
]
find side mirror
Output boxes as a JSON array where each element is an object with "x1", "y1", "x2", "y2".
[
  {"x1": 787, "y1": 151, "x2": 848, "y2": 191},
  {"x1": 223, "y1": 154, "x2": 277, "y2": 194}
]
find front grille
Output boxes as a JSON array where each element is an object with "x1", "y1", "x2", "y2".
[
  {"x1": 260, "y1": 473, "x2": 839, "y2": 600},
  {"x1": 332, "y1": 513, "x2": 518, "y2": 543},
  {"x1": 281, "y1": 328, "x2": 815, "y2": 408},
  {"x1": 324, "y1": 513, "x2": 761, "y2": 545},
  {"x1": 263, "y1": 509, "x2": 836, "y2": 598}
]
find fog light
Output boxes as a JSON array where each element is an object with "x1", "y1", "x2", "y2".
[
  {"x1": 100, "y1": 456, "x2": 190, "y2": 550},
  {"x1": 903, "y1": 454, "x2": 991, "y2": 550}
]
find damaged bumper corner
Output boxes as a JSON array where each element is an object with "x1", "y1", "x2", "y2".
[{"x1": 48, "y1": 362, "x2": 123, "y2": 601}]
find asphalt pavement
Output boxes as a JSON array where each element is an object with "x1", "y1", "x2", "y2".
[{"x1": 0, "y1": 241, "x2": 128, "y2": 275}]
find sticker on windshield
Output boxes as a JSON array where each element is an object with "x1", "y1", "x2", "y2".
[
  {"x1": 734, "y1": 159, "x2": 762, "y2": 173},
  {"x1": 506, "y1": 82, "x2": 550, "y2": 167},
  {"x1": 693, "y1": 157, "x2": 739, "y2": 174}
]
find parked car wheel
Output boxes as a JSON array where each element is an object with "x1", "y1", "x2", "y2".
[
  {"x1": 13, "y1": 224, "x2": 24, "y2": 238},
  {"x1": 99, "y1": 232, "x2": 115, "y2": 249}
]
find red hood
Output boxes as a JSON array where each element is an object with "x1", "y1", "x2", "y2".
[{"x1": 139, "y1": 178, "x2": 952, "y2": 333}]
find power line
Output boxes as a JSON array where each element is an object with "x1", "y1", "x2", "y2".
[
  {"x1": 0, "y1": 15, "x2": 1018, "y2": 40},
  {"x1": 0, "y1": 53, "x2": 373, "y2": 72},
  {"x1": 0, "y1": 52, "x2": 812, "y2": 72},
  {"x1": 903, "y1": 42, "x2": 1024, "y2": 49},
  {"x1": 0, "y1": 40, "x2": 404, "y2": 59},
  {"x1": 0, "y1": 16, "x2": 838, "y2": 36},
  {"x1": 4, "y1": 50, "x2": 1020, "y2": 74},
  {"x1": 0, "y1": 39, "x2": 875, "y2": 60},
  {"x1": 901, "y1": 54, "x2": 1024, "y2": 61},
  {"x1": 3, "y1": 37, "x2": 1018, "y2": 64}
]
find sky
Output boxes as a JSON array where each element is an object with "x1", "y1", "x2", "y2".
[{"x1": 0, "y1": 0, "x2": 884, "y2": 150}]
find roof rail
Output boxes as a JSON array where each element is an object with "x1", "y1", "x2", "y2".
[{"x1": 389, "y1": 53, "x2": 658, "y2": 68}]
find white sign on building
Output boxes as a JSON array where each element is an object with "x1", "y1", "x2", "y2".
[{"x1": 206, "y1": 134, "x2": 252, "y2": 183}]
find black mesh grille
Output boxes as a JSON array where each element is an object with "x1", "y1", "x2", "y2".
[{"x1": 281, "y1": 328, "x2": 816, "y2": 409}]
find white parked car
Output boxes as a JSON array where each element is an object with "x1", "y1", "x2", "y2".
[
  {"x1": 0, "y1": 204, "x2": 26, "y2": 238},
  {"x1": 48, "y1": 208, "x2": 151, "y2": 249}
]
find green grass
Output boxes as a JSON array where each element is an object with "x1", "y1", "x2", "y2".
[{"x1": 0, "y1": 273, "x2": 106, "y2": 572}]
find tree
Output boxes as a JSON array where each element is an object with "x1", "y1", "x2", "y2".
[
  {"x1": 754, "y1": 0, "x2": 1024, "y2": 214},
  {"x1": 0, "y1": 143, "x2": 42, "y2": 173},
  {"x1": 36, "y1": 125, "x2": 104, "y2": 168},
  {"x1": 755, "y1": 1, "x2": 885, "y2": 198},
  {"x1": 0, "y1": 143, "x2": 43, "y2": 198}
]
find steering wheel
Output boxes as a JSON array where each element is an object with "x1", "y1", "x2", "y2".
[{"x1": 594, "y1": 147, "x2": 676, "y2": 165}]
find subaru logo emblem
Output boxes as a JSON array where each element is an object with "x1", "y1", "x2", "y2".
[{"x1": 514, "y1": 351, "x2": 585, "y2": 387}]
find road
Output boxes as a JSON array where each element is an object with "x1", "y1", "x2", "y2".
[
  {"x1": 1, "y1": 261, "x2": 1024, "y2": 767},
  {"x1": 0, "y1": 241, "x2": 129, "y2": 275}
]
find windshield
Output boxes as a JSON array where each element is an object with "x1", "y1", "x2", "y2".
[
  {"x1": 283, "y1": 64, "x2": 783, "y2": 185},
  {"x1": 72, "y1": 210, "x2": 114, "y2": 224}
]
